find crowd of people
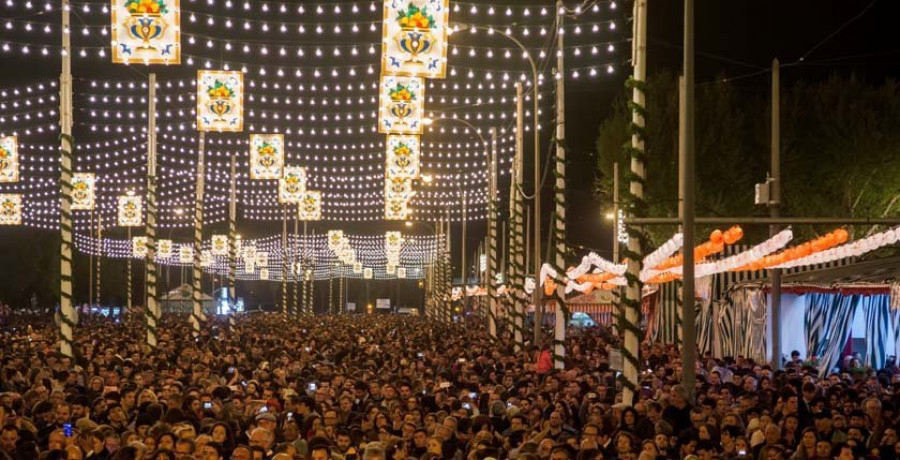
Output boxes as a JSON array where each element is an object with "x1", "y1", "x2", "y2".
[{"x1": 0, "y1": 312, "x2": 898, "y2": 460}]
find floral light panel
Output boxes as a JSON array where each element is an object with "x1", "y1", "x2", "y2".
[
  {"x1": 385, "y1": 135, "x2": 421, "y2": 179},
  {"x1": 382, "y1": 0, "x2": 450, "y2": 78},
  {"x1": 132, "y1": 236, "x2": 147, "y2": 258},
  {"x1": 178, "y1": 245, "x2": 193, "y2": 264},
  {"x1": 71, "y1": 173, "x2": 96, "y2": 210},
  {"x1": 0, "y1": 136, "x2": 18, "y2": 183},
  {"x1": 211, "y1": 235, "x2": 228, "y2": 255},
  {"x1": 378, "y1": 75, "x2": 425, "y2": 134},
  {"x1": 197, "y1": 70, "x2": 244, "y2": 132},
  {"x1": 117, "y1": 195, "x2": 143, "y2": 227},
  {"x1": 298, "y1": 191, "x2": 323, "y2": 221},
  {"x1": 110, "y1": 0, "x2": 181, "y2": 64},
  {"x1": 249, "y1": 134, "x2": 284, "y2": 179},
  {"x1": 0, "y1": 194, "x2": 22, "y2": 225},
  {"x1": 278, "y1": 166, "x2": 307, "y2": 203},
  {"x1": 157, "y1": 239, "x2": 173, "y2": 258}
]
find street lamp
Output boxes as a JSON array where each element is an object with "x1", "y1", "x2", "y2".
[
  {"x1": 421, "y1": 116, "x2": 489, "y2": 312},
  {"x1": 454, "y1": 24, "x2": 543, "y2": 344}
]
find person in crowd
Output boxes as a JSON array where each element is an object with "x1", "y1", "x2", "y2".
[{"x1": 1, "y1": 313, "x2": 900, "y2": 460}]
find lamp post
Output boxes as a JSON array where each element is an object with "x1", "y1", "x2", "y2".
[
  {"x1": 405, "y1": 220, "x2": 440, "y2": 318},
  {"x1": 422, "y1": 116, "x2": 490, "y2": 319},
  {"x1": 458, "y1": 24, "x2": 543, "y2": 345}
]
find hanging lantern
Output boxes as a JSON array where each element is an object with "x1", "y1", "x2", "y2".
[
  {"x1": 178, "y1": 245, "x2": 193, "y2": 264},
  {"x1": 157, "y1": 239, "x2": 173, "y2": 258},
  {"x1": 117, "y1": 195, "x2": 143, "y2": 227},
  {"x1": 378, "y1": 75, "x2": 425, "y2": 134},
  {"x1": 278, "y1": 166, "x2": 307, "y2": 203},
  {"x1": 298, "y1": 190, "x2": 323, "y2": 221},
  {"x1": 249, "y1": 133, "x2": 285, "y2": 179},
  {"x1": 0, "y1": 136, "x2": 19, "y2": 183},
  {"x1": 385, "y1": 135, "x2": 421, "y2": 179},
  {"x1": 71, "y1": 173, "x2": 96, "y2": 210},
  {"x1": 110, "y1": 0, "x2": 181, "y2": 64},
  {"x1": 381, "y1": 0, "x2": 450, "y2": 78},
  {"x1": 0, "y1": 194, "x2": 22, "y2": 225},
  {"x1": 211, "y1": 234, "x2": 228, "y2": 255},
  {"x1": 197, "y1": 70, "x2": 244, "y2": 132},
  {"x1": 132, "y1": 236, "x2": 147, "y2": 258}
]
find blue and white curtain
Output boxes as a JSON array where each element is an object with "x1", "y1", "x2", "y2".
[
  {"x1": 863, "y1": 295, "x2": 892, "y2": 370},
  {"x1": 720, "y1": 286, "x2": 768, "y2": 363}
]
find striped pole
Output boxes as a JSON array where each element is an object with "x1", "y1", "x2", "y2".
[
  {"x1": 191, "y1": 131, "x2": 206, "y2": 335},
  {"x1": 328, "y1": 265, "x2": 334, "y2": 315},
  {"x1": 487, "y1": 128, "x2": 498, "y2": 340},
  {"x1": 292, "y1": 209, "x2": 299, "y2": 315},
  {"x1": 552, "y1": 2, "x2": 567, "y2": 370},
  {"x1": 228, "y1": 153, "x2": 237, "y2": 330},
  {"x1": 145, "y1": 73, "x2": 159, "y2": 348},
  {"x1": 127, "y1": 227, "x2": 132, "y2": 321},
  {"x1": 282, "y1": 205, "x2": 288, "y2": 316},
  {"x1": 96, "y1": 219, "x2": 102, "y2": 316},
  {"x1": 58, "y1": 0, "x2": 76, "y2": 357},
  {"x1": 338, "y1": 266, "x2": 344, "y2": 315},
  {"x1": 302, "y1": 222, "x2": 308, "y2": 315},
  {"x1": 511, "y1": 82, "x2": 526, "y2": 351},
  {"x1": 621, "y1": 0, "x2": 649, "y2": 404}
]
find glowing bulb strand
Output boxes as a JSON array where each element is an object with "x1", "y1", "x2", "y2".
[{"x1": 281, "y1": 205, "x2": 288, "y2": 317}]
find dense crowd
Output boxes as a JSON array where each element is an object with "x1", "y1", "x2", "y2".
[{"x1": 0, "y1": 312, "x2": 898, "y2": 460}]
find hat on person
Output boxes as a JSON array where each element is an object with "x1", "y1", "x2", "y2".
[{"x1": 255, "y1": 412, "x2": 277, "y2": 423}]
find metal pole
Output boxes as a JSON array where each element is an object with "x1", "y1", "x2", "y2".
[
  {"x1": 678, "y1": 75, "x2": 686, "y2": 347},
  {"x1": 227, "y1": 153, "x2": 237, "y2": 330},
  {"x1": 553, "y1": 0, "x2": 567, "y2": 369},
  {"x1": 622, "y1": 0, "x2": 648, "y2": 405},
  {"x1": 58, "y1": 0, "x2": 75, "y2": 357},
  {"x1": 89, "y1": 209, "x2": 94, "y2": 313},
  {"x1": 682, "y1": 0, "x2": 697, "y2": 402},
  {"x1": 488, "y1": 127, "x2": 498, "y2": 339},
  {"x1": 145, "y1": 73, "x2": 159, "y2": 348},
  {"x1": 191, "y1": 131, "x2": 205, "y2": 335},
  {"x1": 770, "y1": 58, "x2": 782, "y2": 370}
]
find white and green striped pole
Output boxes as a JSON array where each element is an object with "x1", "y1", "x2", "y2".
[
  {"x1": 126, "y1": 227, "x2": 132, "y2": 321},
  {"x1": 292, "y1": 209, "x2": 299, "y2": 315},
  {"x1": 145, "y1": 73, "x2": 159, "y2": 348},
  {"x1": 282, "y1": 205, "x2": 289, "y2": 316},
  {"x1": 487, "y1": 127, "x2": 498, "y2": 340},
  {"x1": 552, "y1": 0, "x2": 568, "y2": 370},
  {"x1": 511, "y1": 81, "x2": 526, "y2": 351},
  {"x1": 227, "y1": 153, "x2": 237, "y2": 330},
  {"x1": 57, "y1": 0, "x2": 76, "y2": 357},
  {"x1": 191, "y1": 131, "x2": 206, "y2": 335}
]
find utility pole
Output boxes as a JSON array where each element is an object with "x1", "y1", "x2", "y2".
[
  {"x1": 227, "y1": 153, "x2": 237, "y2": 330},
  {"x1": 682, "y1": 0, "x2": 698, "y2": 402},
  {"x1": 513, "y1": 81, "x2": 526, "y2": 350},
  {"x1": 770, "y1": 58, "x2": 782, "y2": 370}
]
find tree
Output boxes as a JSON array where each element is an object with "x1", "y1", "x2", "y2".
[{"x1": 596, "y1": 72, "x2": 900, "y2": 248}]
